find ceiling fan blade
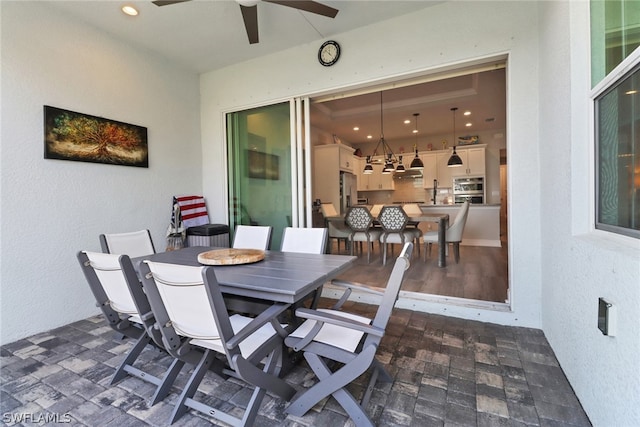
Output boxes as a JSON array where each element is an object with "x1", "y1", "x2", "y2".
[
  {"x1": 152, "y1": 0, "x2": 192, "y2": 6},
  {"x1": 240, "y1": 5, "x2": 260, "y2": 44},
  {"x1": 264, "y1": 0, "x2": 338, "y2": 18}
]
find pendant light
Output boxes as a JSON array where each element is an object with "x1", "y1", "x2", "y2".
[
  {"x1": 447, "y1": 107, "x2": 463, "y2": 167},
  {"x1": 362, "y1": 92, "x2": 400, "y2": 174},
  {"x1": 409, "y1": 113, "x2": 424, "y2": 170}
]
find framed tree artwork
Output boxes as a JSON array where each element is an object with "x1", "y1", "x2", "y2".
[{"x1": 44, "y1": 106, "x2": 148, "y2": 167}]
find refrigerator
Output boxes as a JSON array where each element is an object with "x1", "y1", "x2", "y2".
[{"x1": 339, "y1": 172, "x2": 356, "y2": 214}]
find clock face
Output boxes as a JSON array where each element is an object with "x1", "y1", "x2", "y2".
[{"x1": 318, "y1": 40, "x2": 340, "y2": 66}]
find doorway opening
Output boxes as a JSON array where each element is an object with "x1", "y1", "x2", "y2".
[{"x1": 309, "y1": 60, "x2": 509, "y2": 306}]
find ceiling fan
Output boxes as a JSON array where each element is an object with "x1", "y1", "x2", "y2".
[{"x1": 152, "y1": 0, "x2": 339, "y2": 44}]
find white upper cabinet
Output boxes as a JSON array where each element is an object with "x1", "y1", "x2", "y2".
[
  {"x1": 450, "y1": 146, "x2": 486, "y2": 177},
  {"x1": 357, "y1": 156, "x2": 394, "y2": 191},
  {"x1": 421, "y1": 153, "x2": 438, "y2": 188}
]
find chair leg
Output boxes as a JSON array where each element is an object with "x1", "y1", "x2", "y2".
[
  {"x1": 111, "y1": 333, "x2": 151, "y2": 385},
  {"x1": 170, "y1": 350, "x2": 216, "y2": 424},
  {"x1": 286, "y1": 346, "x2": 377, "y2": 427},
  {"x1": 453, "y1": 242, "x2": 460, "y2": 263},
  {"x1": 149, "y1": 358, "x2": 185, "y2": 405}
]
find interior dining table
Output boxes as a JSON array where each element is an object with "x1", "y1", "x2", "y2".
[
  {"x1": 132, "y1": 246, "x2": 357, "y2": 305},
  {"x1": 326, "y1": 212, "x2": 450, "y2": 267}
]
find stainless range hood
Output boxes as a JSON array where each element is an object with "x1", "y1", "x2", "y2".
[{"x1": 393, "y1": 169, "x2": 423, "y2": 179}]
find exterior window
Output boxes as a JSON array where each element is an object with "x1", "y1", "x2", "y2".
[
  {"x1": 595, "y1": 61, "x2": 640, "y2": 238},
  {"x1": 592, "y1": 1, "x2": 640, "y2": 238}
]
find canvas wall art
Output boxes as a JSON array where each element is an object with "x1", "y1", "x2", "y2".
[{"x1": 44, "y1": 105, "x2": 148, "y2": 167}]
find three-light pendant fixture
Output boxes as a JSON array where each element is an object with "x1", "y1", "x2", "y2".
[{"x1": 362, "y1": 98, "x2": 463, "y2": 175}]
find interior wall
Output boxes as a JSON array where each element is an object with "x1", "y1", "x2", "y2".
[
  {"x1": 539, "y1": 2, "x2": 640, "y2": 425},
  {"x1": 201, "y1": 1, "x2": 542, "y2": 328},
  {"x1": 0, "y1": 2, "x2": 202, "y2": 344}
]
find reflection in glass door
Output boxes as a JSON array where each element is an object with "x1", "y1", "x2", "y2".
[{"x1": 226, "y1": 100, "x2": 309, "y2": 250}]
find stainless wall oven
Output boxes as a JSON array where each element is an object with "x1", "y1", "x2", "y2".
[{"x1": 453, "y1": 176, "x2": 484, "y2": 204}]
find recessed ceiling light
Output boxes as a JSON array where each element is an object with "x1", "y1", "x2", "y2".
[
  {"x1": 367, "y1": 135, "x2": 373, "y2": 139},
  {"x1": 464, "y1": 111, "x2": 471, "y2": 116},
  {"x1": 122, "y1": 5, "x2": 139, "y2": 16},
  {"x1": 626, "y1": 90, "x2": 638, "y2": 95},
  {"x1": 404, "y1": 119, "x2": 411, "y2": 124},
  {"x1": 353, "y1": 126, "x2": 359, "y2": 131},
  {"x1": 465, "y1": 122, "x2": 472, "y2": 127},
  {"x1": 412, "y1": 129, "x2": 418, "y2": 134}
]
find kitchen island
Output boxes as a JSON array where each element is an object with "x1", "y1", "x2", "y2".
[{"x1": 418, "y1": 204, "x2": 501, "y2": 247}]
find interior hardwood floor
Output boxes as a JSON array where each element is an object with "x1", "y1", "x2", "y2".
[{"x1": 329, "y1": 236, "x2": 509, "y2": 303}]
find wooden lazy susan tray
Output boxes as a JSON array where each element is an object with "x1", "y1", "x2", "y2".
[{"x1": 197, "y1": 248, "x2": 265, "y2": 266}]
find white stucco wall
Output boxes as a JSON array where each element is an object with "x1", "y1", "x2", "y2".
[
  {"x1": 538, "y1": 2, "x2": 640, "y2": 425},
  {"x1": 0, "y1": 2, "x2": 202, "y2": 344},
  {"x1": 201, "y1": 1, "x2": 542, "y2": 327}
]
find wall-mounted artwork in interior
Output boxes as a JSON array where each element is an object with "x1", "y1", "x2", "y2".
[
  {"x1": 457, "y1": 135, "x2": 479, "y2": 146},
  {"x1": 44, "y1": 106, "x2": 148, "y2": 167},
  {"x1": 247, "y1": 149, "x2": 279, "y2": 180}
]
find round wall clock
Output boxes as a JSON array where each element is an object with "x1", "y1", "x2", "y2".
[{"x1": 318, "y1": 40, "x2": 341, "y2": 66}]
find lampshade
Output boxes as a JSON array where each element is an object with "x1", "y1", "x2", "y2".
[
  {"x1": 396, "y1": 155, "x2": 406, "y2": 172},
  {"x1": 363, "y1": 156, "x2": 374, "y2": 174},
  {"x1": 447, "y1": 147, "x2": 463, "y2": 167},
  {"x1": 409, "y1": 146, "x2": 424, "y2": 170},
  {"x1": 447, "y1": 107, "x2": 463, "y2": 168}
]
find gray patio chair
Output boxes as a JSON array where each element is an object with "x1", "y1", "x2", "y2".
[
  {"x1": 77, "y1": 251, "x2": 184, "y2": 405},
  {"x1": 284, "y1": 242, "x2": 413, "y2": 427},
  {"x1": 100, "y1": 229, "x2": 155, "y2": 258},
  {"x1": 139, "y1": 260, "x2": 296, "y2": 426},
  {"x1": 232, "y1": 224, "x2": 272, "y2": 250},
  {"x1": 344, "y1": 206, "x2": 381, "y2": 264}
]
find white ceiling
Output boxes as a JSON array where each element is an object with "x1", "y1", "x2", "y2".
[
  {"x1": 46, "y1": 0, "x2": 505, "y2": 143},
  {"x1": 47, "y1": 0, "x2": 441, "y2": 73}
]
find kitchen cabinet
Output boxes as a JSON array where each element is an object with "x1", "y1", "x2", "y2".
[
  {"x1": 436, "y1": 152, "x2": 454, "y2": 188},
  {"x1": 357, "y1": 156, "x2": 394, "y2": 191},
  {"x1": 450, "y1": 146, "x2": 485, "y2": 177},
  {"x1": 314, "y1": 144, "x2": 355, "y2": 174},
  {"x1": 420, "y1": 153, "x2": 438, "y2": 188},
  {"x1": 313, "y1": 144, "x2": 356, "y2": 210}
]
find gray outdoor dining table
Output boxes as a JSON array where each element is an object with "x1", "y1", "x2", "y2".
[{"x1": 132, "y1": 246, "x2": 357, "y2": 305}]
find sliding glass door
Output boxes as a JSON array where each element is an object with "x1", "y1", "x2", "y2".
[{"x1": 226, "y1": 99, "x2": 311, "y2": 250}]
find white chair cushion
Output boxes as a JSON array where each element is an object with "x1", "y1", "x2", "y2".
[
  {"x1": 190, "y1": 314, "x2": 282, "y2": 358},
  {"x1": 381, "y1": 231, "x2": 418, "y2": 244},
  {"x1": 289, "y1": 309, "x2": 371, "y2": 353}
]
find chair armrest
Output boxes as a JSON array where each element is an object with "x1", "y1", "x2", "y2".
[
  {"x1": 330, "y1": 279, "x2": 384, "y2": 296},
  {"x1": 329, "y1": 279, "x2": 384, "y2": 309},
  {"x1": 294, "y1": 308, "x2": 384, "y2": 337},
  {"x1": 226, "y1": 303, "x2": 291, "y2": 350}
]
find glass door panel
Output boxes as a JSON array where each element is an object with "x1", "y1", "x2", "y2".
[{"x1": 227, "y1": 102, "x2": 293, "y2": 250}]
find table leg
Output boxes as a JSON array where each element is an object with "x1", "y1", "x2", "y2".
[{"x1": 438, "y1": 217, "x2": 448, "y2": 268}]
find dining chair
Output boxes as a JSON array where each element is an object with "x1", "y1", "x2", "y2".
[
  {"x1": 344, "y1": 206, "x2": 381, "y2": 264},
  {"x1": 232, "y1": 224, "x2": 272, "y2": 250},
  {"x1": 320, "y1": 203, "x2": 351, "y2": 253},
  {"x1": 378, "y1": 205, "x2": 422, "y2": 265},
  {"x1": 284, "y1": 242, "x2": 414, "y2": 427},
  {"x1": 424, "y1": 200, "x2": 470, "y2": 263},
  {"x1": 77, "y1": 251, "x2": 184, "y2": 405},
  {"x1": 281, "y1": 227, "x2": 328, "y2": 254},
  {"x1": 139, "y1": 261, "x2": 296, "y2": 426},
  {"x1": 100, "y1": 229, "x2": 155, "y2": 258}
]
